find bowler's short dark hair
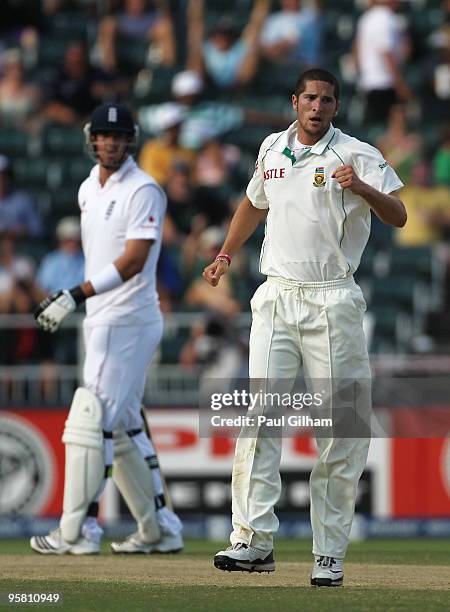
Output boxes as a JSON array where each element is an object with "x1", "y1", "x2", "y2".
[{"x1": 294, "y1": 69, "x2": 340, "y2": 101}]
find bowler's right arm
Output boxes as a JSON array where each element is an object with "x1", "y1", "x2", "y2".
[{"x1": 203, "y1": 196, "x2": 267, "y2": 286}]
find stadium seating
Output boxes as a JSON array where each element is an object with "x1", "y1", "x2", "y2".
[
  {"x1": 2, "y1": 0, "x2": 446, "y2": 360},
  {"x1": 37, "y1": 39, "x2": 72, "y2": 69},
  {"x1": 388, "y1": 246, "x2": 433, "y2": 280},
  {"x1": 370, "y1": 305, "x2": 412, "y2": 353},
  {"x1": 13, "y1": 158, "x2": 51, "y2": 188},
  {"x1": 43, "y1": 126, "x2": 85, "y2": 156},
  {"x1": 0, "y1": 128, "x2": 29, "y2": 158}
]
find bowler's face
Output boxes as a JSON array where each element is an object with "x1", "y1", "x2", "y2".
[{"x1": 292, "y1": 80, "x2": 339, "y2": 145}]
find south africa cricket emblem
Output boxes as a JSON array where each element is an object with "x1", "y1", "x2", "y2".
[{"x1": 313, "y1": 167, "x2": 326, "y2": 187}]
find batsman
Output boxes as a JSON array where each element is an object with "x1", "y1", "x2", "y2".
[{"x1": 30, "y1": 102, "x2": 183, "y2": 555}]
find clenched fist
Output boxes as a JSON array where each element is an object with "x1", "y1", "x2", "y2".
[
  {"x1": 202, "y1": 259, "x2": 229, "y2": 287},
  {"x1": 332, "y1": 165, "x2": 366, "y2": 195}
]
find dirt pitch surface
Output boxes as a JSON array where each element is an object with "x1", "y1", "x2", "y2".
[{"x1": 2, "y1": 556, "x2": 449, "y2": 590}]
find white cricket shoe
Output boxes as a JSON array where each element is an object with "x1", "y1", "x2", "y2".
[
  {"x1": 111, "y1": 531, "x2": 183, "y2": 554},
  {"x1": 30, "y1": 528, "x2": 100, "y2": 555},
  {"x1": 310, "y1": 555, "x2": 344, "y2": 587},
  {"x1": 214, "y1": 543, "x2": 275, "y2": 573}
]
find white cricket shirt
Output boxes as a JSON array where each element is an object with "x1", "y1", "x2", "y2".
[
  {"x1": 356, "y1": 5, "x2": 406, "y2": 91},
  {"x1": 78, "y1": 156, "x2": 166, "y2": 326},
  {"x1": 247, "y1": 122, "x2": 403, "y2": 282}
]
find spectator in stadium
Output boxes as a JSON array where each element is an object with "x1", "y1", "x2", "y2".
[
  {"x1": 155, "y1": 163, "x2": 195, "y2": 311},
  {"x1": 35, "y1": 217, "x2": 84, "y2": 390},
  {"x1": 0, "y1": 232, "x2": 41, "y2": 313},
  {"x1": 194, "y1": 140, "x2": 241, "y2": 190},
  {"x1": 44, "y1": 41, "x2": 120, "y2": 125},
  {"x1": 0, "y1": 233, "x2": 47, "y2": 366},
  {"x1": 0, "y1": 0, "x2": 41, "y2": 51},
  {"x1": 354, "y1": 0, "x2": 413, "y2": 123},
  {"x1": 157, "y1": 152, "x2": 237, "y2": 311},
  {"x1": 138, "y1": 69, "x2": 293, "y2": 150},
  {"x1": 164, "y1": 161, "x2": 198, "y2": 239},
  {"x1": 138, "y1": 102, "x2": 196, "y2": 185},
  {"x1": 396, "y1": 159, "x2": 450, "y2": 247},
  {"x1": 433, "y1": 126, "x2": 450, "y2": 187},
  {"x1": 419, "y1": 0, "x2": 449, "y2": 122},
  {"x1": 186, "y1": 0, "x2": 270, "y2": 90},
  {"x1": 260, "y1": 0, "x2": 323, "y2": 68},
  {"x1": 0, "y1": 48, "x2": 41, "y2": 132},
  {"x1": 180, "y1": 315, "x2": 247, "y2": 393},
  {"x1": 376, "y1": 104, "x2": 423, "y2": 184},
  {"x1": 36, "y1": 217, "x2": 84, "y2": 294},
  {"x1": 180, "y1": 213, "x2": 209, "y2": 279},
  {"x1": 96, "y1": 0, "x2": 176, "y2": 71},
  {"x1": 0, "y1": 232, "x2": 46, "y2": 369},
  {"x1": 193, "y1": 139, "x2": 244, "y2": 225},
  {"x1": 158, "y1": 151, "x2": 234, "y2": 295},
  {"x1": 0, "y1": 155, "x2": 43, "y2": 239},
  {"x1": 183, "y1": 226, "x2": 242, "y2": 316},
  {"x1": 428, "y1": 0, "x2": 450, "y2": 60}
]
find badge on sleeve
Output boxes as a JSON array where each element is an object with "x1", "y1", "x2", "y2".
[{"x1": 313, "y1": 167, "x2": 326, "y2": 188}]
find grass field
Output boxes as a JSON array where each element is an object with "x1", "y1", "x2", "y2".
[{"x1": 1, "y1": 539, "x2": 449, "y2": 611}]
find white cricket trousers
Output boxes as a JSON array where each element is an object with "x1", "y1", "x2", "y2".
[
  {"x1": 81, "y1": 320, "x2": 183, "y2": 539},
  {"x1": 230, "y1": 276, "x2": 371, "y2": 558},
  {"x1": 83, "y1": 321, "x2": 163, "y2": 433}
]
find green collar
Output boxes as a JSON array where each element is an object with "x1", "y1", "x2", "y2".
[{"x1": 282, "y1": 147, "x2": 296, "y2": 165}]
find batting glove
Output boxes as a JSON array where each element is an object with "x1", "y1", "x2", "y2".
[{"x1": 34, "y1": 287, "x2": 85, "y2": 333}]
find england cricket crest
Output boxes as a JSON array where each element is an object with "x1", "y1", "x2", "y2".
[{"x1": 313, "y1": 167, "x2": 326, "y2": 187}]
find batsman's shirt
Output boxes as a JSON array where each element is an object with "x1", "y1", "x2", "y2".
[
  {"x1": 78, "y1": 156, "x2": 166, "y2": 326},
  {"x1": 247, "y1": 122, "x2": 403, "y2": 282}
]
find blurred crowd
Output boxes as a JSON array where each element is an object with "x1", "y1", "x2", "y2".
[{"x1": 0, "y1": 0, "x2": 449, "y2": 369}]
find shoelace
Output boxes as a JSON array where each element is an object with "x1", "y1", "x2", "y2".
[
  {"x1": 226, "y1": 543, "x2": 248, "y2": 551},
  {"x1": 316, "y1": 555, "x2": 336, "y2": 568}
]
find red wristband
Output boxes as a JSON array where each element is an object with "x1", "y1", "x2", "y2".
[{"x1": 215, "y1": 253, "x2": 232, "y2": 266}]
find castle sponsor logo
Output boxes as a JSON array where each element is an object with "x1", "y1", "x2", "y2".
[{"x1": 264, "y1": 168, "x2": 286, "y2": 180}]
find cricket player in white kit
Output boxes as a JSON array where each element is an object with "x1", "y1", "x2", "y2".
[
  {"x1": 30, "y1": 102, "x2": 183, "y2": 555},
  {"x1": 204, "y1": 69, "x2": 406, "y2": 586}
]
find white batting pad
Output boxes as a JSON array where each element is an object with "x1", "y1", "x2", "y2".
[
  {"x1": 113, "y1": 429, "x2": 161, "y2": 544},
  {"x1": 60, "y1": 387, "x2": 105, "y2": 543}
]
